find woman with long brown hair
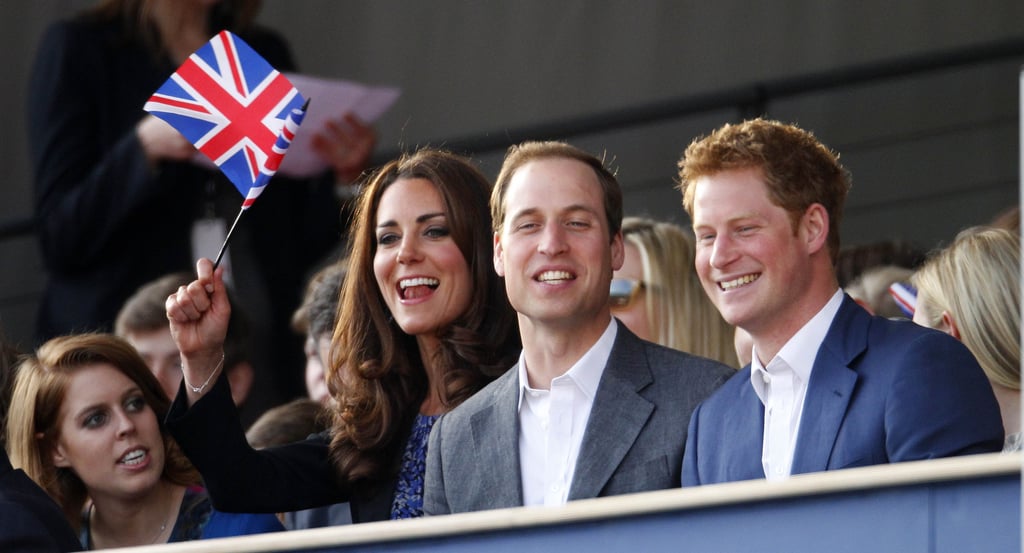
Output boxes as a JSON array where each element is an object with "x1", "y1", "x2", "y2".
[{"x1": 165, "y1": 148, "x2": 520, "y2": 522}]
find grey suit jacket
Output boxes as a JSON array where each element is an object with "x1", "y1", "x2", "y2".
[{"x1": 424, "y1": 323, "x2": 734, "y2": 515}]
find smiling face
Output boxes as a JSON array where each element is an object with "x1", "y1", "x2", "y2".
[
  {"x1": 692, "y1": 167, "x2": 826, "y2": 341},
  {"x1": 494, "y1": 157, "x2": 623, "y2": 333},
  {"x1": 50, "y1": 363, "x2": 166, "y2": 502},
  {"x1": 373, "y1": 177, "x2": 473, "y2": 338}
]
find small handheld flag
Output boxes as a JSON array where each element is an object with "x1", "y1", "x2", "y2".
[
  {"x1": 144, "y1": 30, "x2": 309, "y2": 267},
  {"x1": 213, "y1": 99, "x2": 308, "y2": 266}
]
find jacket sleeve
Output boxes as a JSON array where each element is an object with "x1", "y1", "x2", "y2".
[
  {"x1": 885, "y1": 331, "x2": 1004, "y2": 460},
  {"x1": 165, "y1": 374, "x2": 349, "y2": 513},
  {"x1": 681, "y1": 402, "x2": 702, "y2": 487},
  {"x1": 422, "y1": 413, "x2": 451, "y2": 515}
]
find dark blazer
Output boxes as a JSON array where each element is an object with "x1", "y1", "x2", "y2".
[
  {"x1": 0, "y1": 450, "x2": 82, "y2": 552},
  {"x1": 166, "y1": 375, "x2": 393, "y2": 523},
  {"x1": 682, "y1": 295, "x2": 1004, "y2": 486},
  {"x1": 424, "y1": 324, "x2": 734, "y2": 515}
]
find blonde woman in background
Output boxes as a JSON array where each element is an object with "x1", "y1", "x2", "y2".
[
  {"x1": 612, "y1": 217, "x2": 739, "y2": 367},
  {"x1": 912, "y1": 227, "x2": 1019, "y2": 451}
]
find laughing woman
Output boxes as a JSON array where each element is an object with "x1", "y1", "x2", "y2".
[
  {"x1": 165, "y1": 148, "x2": 520, "y2": 522},
  {"x1": 5, "y1": 334, "x2": 282, "y2": 549}
]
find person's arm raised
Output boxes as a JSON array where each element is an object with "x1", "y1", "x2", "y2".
[{"x1": 166, "y1": 257, "x2": 231, "y2": 407}]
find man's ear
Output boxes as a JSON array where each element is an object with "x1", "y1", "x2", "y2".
[
  {"x1": 610, "y1": 230, "x2": 625, "y2": 271},
  {"x1": 493, "y1": 232, "x2": 505, "y2": 277},
  {"x1": 940, "y1": 311, "x2": 962, "y2": 340},
  {"x1": 801, "y1": 203, "x2": 829, "y2": 256}
]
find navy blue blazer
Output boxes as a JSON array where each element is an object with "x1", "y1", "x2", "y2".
[
  {"x1": 683, "y1": 295, "x2": 1003, "y2": 485},
  {"x1": 0, "y1": 450, "x2": 81, "y2": 552}
]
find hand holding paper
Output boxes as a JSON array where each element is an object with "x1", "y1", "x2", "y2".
[
  {"x1": 277, "y1": 73, "x2": 399, "y2": 178},
  {"x1": 311, "y1": 112, "x2": 377, "y2": 183}
]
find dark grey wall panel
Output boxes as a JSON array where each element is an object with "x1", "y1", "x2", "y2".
[{"x1": 1, "y1": 0, "x2": 1020, "y2": 346}]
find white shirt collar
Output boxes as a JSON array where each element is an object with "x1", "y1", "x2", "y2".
[
  {"x1": 517, "y1": 318, "x2": 618, "y2": 410},
  {"x1": 751, "y1": 289, "x2": 844, "y2": 402}
]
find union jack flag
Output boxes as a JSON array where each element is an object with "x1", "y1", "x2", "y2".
[{"x1": 144, "y1": 30, "x2": 306, "y2": 208}]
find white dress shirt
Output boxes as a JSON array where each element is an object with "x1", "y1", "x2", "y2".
[
  {"x1": 750, "y1": 289, "x2": 843, "y2": 480},
  {"x1": 517, "y1": 319, "x2": 617, "y2": 506}
]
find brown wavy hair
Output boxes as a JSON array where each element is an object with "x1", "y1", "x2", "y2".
[
  {"x1": 6, "y1": 333, "x2": 200, "y2": 527},
  {"x1": 678, "y1": 118, "x2": 851, "y2": 263},
  {"x1": 326, "y1": 148, "x2": 520, "y2": 488}
]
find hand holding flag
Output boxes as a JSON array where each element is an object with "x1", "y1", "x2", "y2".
[{"x1": 144, "y1": 30, "x2": 308, "y2": 267}]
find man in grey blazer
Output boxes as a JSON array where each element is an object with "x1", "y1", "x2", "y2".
[{"x1": 424, "y1": 141, "x2": 733, "y2": 515}]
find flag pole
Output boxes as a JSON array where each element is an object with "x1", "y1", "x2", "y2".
[
  {"x1": 213, "y1": 206, "x2": 245, "y2": 269},
  {"x1": 211, "y1": 97, "x2": 309, "y2": 270}
]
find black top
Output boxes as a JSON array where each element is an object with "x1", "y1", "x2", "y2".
[
  {"x1": 0, "y1": 450, "x2": 82, "y2": 552},
  {"x1": 166, "y1": 374, "x2": 400, "y2": 524}
]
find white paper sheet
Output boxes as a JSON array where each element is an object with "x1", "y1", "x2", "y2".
[{"x1": 279, "y1": 73, "x2": 401, "y2": 178}]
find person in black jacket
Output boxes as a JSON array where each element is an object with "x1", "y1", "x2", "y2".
[
  {"x1": 0, "y1": 331, "x2": 81, "y2": 553},
  {"x1": 27, "y1": 0, "x2": 375, "y2": 412},
  {"x1": 0, "y1": 450, "x2": 83, "y2": 552}
]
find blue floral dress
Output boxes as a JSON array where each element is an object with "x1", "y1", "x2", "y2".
[{"x1": 389, "y1": 413, "x2": 439, "y2": 519}]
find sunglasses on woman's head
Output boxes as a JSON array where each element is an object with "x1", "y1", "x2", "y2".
[{"x1": 609, "y1": 278, "x2": 644, "y2": 309}]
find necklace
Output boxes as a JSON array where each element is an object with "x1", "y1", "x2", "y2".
[{"x1": 88, "y1": 500, "x2": 172, "y2": 546}]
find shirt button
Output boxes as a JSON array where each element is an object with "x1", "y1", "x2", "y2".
[{"x1": 762, "y1": 372, "x2": 771, "y2": 384}]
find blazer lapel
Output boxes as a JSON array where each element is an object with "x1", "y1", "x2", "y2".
[
  {"x1": 790, "y1": 296, "x2": 866, "y2": 474},
  {"x1": 469, "y1": 369, "x2": 524, "y2": 508},
  {"x1": 569, "y1": 330, "x2": 654, "y2": 500},
  {"x1": 725, "y1": 377, "x2": 769, "y2": 481}
]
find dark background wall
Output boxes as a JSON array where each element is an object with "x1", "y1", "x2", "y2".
[{"x1": 2, "y1": 0, "x2": 1021, "y2": 348}]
